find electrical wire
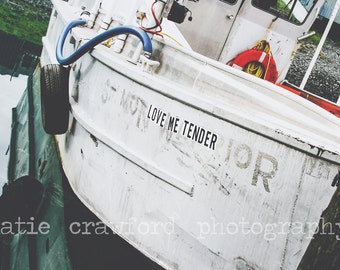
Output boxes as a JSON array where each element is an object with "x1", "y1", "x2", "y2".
[
  {"x1": 159, "y1": 32, "x2": 183, "y2": 46},
  {"x1": 139, "y1": 1, "x2": 163, "y2": 36}
]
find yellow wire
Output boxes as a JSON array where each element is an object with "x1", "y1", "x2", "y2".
[{"x1": 160, "y1": 32, "x2": 183, "y2": 47}]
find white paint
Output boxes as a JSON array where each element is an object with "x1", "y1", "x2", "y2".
[{"x1": 42, "y1": 0, "x2": 340, "y2": 269}]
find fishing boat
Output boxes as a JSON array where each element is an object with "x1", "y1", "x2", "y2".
[{"x1": 1, "y1": 0, "x2": 340, "y2": 269}]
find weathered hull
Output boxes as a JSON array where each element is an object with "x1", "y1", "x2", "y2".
[
  {"x1": 52, "y1": 55, "x2": 339, "y2": 269},
  {"x1": 39, "y1": 1, "x2": 340, "y2": 269}
]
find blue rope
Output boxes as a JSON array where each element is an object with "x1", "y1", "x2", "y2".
[{"x1": 56, "y1": 19, "x2": 153, "y2": 65}]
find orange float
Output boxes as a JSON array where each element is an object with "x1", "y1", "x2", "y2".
[{"x1": 229, "y1": 40, "x2": 278, "y2": 83}]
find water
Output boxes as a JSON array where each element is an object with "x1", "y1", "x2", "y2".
[{"x1": 0, "y1": 74, "x2": 28, "y2": 194}]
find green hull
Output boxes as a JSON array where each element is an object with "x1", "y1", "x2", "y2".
[{"x1": 1, "y1": 66, "x2": 72, "y2": 270}]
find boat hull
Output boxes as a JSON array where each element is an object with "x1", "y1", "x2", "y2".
[
  {"x1": 40, "y1": 1, "x2": 340, "y2": 269},
  {"x1": 49, "y1": 52, "x2": 340, "y2": 269}
]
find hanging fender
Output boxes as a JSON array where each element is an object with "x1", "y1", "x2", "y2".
[{"x1": 230, "y1": 49, "x2": 278, "y2": 83}]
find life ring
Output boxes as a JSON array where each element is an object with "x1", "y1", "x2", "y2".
[
  {"x1": 230, "y1": 48, "x2": 278, "y2": 83},
  {"x1": 40, "y1": 64, "x2": 70, "y2": 134}
]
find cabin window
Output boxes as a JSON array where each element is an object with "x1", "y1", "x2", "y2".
[
  {"x1": 219, "y1": 0, "x2": 238, "y2": 5},
  {"x1": 252, "y1": 0, "x2": 317, "y2": 24}
]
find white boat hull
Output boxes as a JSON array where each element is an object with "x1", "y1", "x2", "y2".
[
  {"x1": 48, "y1": 53, "x2": 339, "y2": 270},
  {"x1": 40, "y1": 1, "x2": 340, "y2": 269}
]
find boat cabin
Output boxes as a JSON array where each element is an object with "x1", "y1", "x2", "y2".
[
  {"x1": 60, "y1": 0, "x2": 326, "y2": 85},
  {"x1": 176, "y1": 0, "x2": 325, "y2": 82}
]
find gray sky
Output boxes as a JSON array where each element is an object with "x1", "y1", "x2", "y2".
[{"x1": 0, "y1": 74, "x2": 27, "y2": 195}]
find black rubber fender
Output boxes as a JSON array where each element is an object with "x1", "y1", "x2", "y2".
[{"x1": 40, "y1": 64, "x2": 70, "y2": 134}]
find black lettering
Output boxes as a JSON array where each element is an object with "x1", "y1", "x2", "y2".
[
  {"x1": 192, "y1": 125, "x2": 201, "y2": 142},
  {"x1": 174, "y1": 118, "x2": 180, "y2": 133},
  {"x1": 168, "y1": 116, "x2": 176, "y2": 131},
  {"x1": 210, "y1": 134, "x2": 217, "y2": 150},
  {"x1": 156, "y1": 109, "x2": 162, "y2": 123},
  {"x1": 151, "y1": 107, "x2": 157, "y2": 120},
  {"x1": 168, "y1": 117, "x2": 180, "y2": 133},
  {"x1": 204, "y1": 131, "x2": 211, "y2": 147},
  {"x1": 198, "y1": 128, "x2": 205, "y2": 143},
  {"x1": 187, "y1": 123, "x2": 195, "y2": 139},
  {"x1": 182, "y1": 120, "x2": 189, "y2": 135},
  {"x1": 160, "y1": 112, "x2": 166, "y2": 127},
  {"x1": 147, "y1": 104, "x2": 152, "y2": 119}
]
